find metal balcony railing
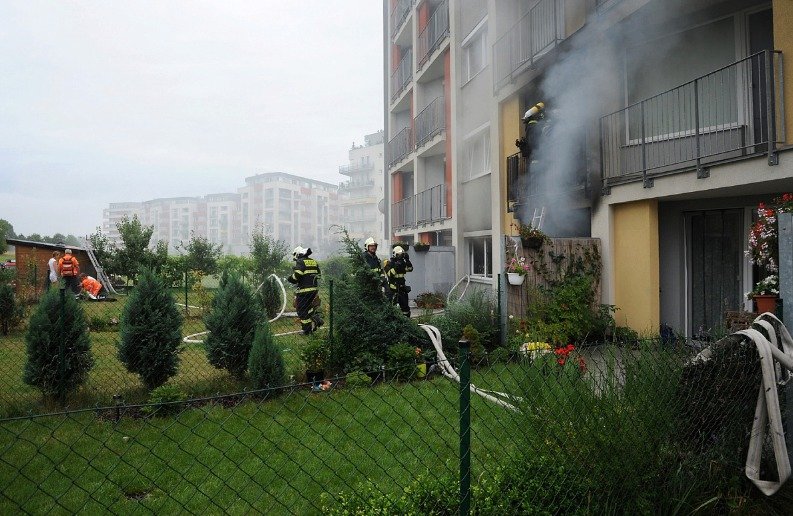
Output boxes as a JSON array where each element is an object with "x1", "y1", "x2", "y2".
[
  {"x1": 417, "y1": 0, "x2": 449, "y2": 71},
  {"x1": 390, "y1": 0, "x2": 413, "y2": 39},
  {"x1": 506, "y1": 152, "x2": 587, "y2": 211},
  {"x1": 416, "y1": 184, "x2": 447, "y2": 224},
  {"x1": 600, "y1": 50, "x2": 784, "y2": 187},
  {"x1": 390, "y1": 49, "x2": 413, "y2": 102},
  {"x1": 339, "y1": 179, "x2": 375, "y2": 190},
  {"x1": 493, "y1": 0, "x2": 562, "y2": 92},
  {"x1": 338, "y1": 161, "x2": 374, "y2": 175},
  {"x1": 387, "y1": 126, "x2": 414, "y2": 168},
  {"x1": 415, "y1": 96, "x2": 445, "y2": 148},
  {"x1": 392, "y1": 196, "x2": 416, "y2": 230}
]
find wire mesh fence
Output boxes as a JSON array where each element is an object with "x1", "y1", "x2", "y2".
[{"x1": 2, "y1": 273, "x2": 793, "y2": 514}]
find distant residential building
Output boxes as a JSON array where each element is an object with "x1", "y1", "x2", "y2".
[
  {"x1": 102, "y1": 202, "x2": 144, "y2": 243},
  {"x1": 337, "y1": 131, "x2": 387, "y2": 245}
]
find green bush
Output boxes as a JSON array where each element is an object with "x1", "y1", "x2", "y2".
[
  {"x1": 88, "y1": 314, "x2": 111, "y2": 332},
  {"x1": 386, "y1": 343, "x2": 419, "y2": 380},
  {"x1": 23, "y1": 288, "x2": 93, "y2": 400},
  {"x1": 142, "y1": 384, "x2": 187, "y2": 417},
  {"x1": 0, "y1": 283, "x2": 23, "y2": 335},
  {"x1": 344, "y1": 371, "x2": 372, "y2": 388},
  {"x1": 300, "y1": 334, "x2": 330, "y2": 373},
  {"x1": 320, "y1": 255, "x2": 350, "y2": 282},
  {"x1": 205, "y1": 272, "x2": 258, "y2": 379},
  {"x1": 257, "y1": 275, "x2": 283, "y2": 319},
  {"x1": 118, "y1": 269, "x2": 183, "y2": 389},
  {"x1": 429, "y1": 289, "x2": 496, "y2": 363},
  {"x1": 248, "y1": 322, "x2": 286, "y2": 390}
]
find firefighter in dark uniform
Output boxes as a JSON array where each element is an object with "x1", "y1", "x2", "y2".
[
  {"x1": 363, "y1": 237, "x2": 388, "y2": 293},
  {"x1": 516, "y1": 101, "x2": 545, "y2": 161},
  {"x1": 384, "y1": 245, "x2": 413, "y2": 317},
  {"x1": 287, "y1": 246, "x2": 323, "y2": 335}
]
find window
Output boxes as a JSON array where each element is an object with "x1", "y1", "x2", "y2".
[
  {"x1": 467, "y1": 236, "x2": 492, "y2": 277},
  {"x1": 462, "y1": 124, "x2": 490, "y2": 181},
  {"x1": 462, "y1": 28, "x2": 487, "y2": 83}
]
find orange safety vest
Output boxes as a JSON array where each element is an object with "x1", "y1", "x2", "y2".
[
  {"x1": 81, "y1": 277, "x2": 102, "y2": 297},
  {"x1": 59, "y1": 256, "x2": 79, "y2": 277}
]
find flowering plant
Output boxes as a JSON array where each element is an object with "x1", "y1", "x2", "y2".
[
  {"x1": 747, "y1": 275, "x2": 779, "y2": 299},
  {"x1": 747, "y1": 193, "x2": 792, "y2": 274},
  {"x1": 511, "y1": 222, "x2": 546, "y2": 241},
  {"x1": 506, "y1": 256, "x2": 530, "y2": 276}
]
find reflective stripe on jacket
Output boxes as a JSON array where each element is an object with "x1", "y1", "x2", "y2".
[{"x1": 288, "y1": 257, "x2": 320, "y2": 293}]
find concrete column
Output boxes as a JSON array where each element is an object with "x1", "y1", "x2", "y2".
[{"x1": 779, "y1": 212, "x2": 792, "y2": 325}]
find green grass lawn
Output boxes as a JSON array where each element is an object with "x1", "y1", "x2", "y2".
[{"x1": 0, "y1": 378, "x2": 522, "y2": 515}]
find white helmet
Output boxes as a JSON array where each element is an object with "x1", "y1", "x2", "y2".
[
  {"x1": 364, "y1": 237, "x2": 377, "y2": 248},
  {"x1": 292, "y1": 246, "x2": 307, "y2": 259},
  {"x1": 393, "y1": 246, "x2": 405, "y2": 256}
]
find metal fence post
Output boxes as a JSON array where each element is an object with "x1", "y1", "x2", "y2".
[
  {"x1": 58, "y1": 286, "x2": 66, "y2": 404},
  {"x1": 183, "y1": 270, "x2": 189, "y2": 316},
  {"x1": 328, "y1": 279, "x2": 334, "y2": 342},
  {"x1": 497, "y1": 273, "x2": 505, "y2": 348},
  {"x1": 459, "y1": 337, "x2": 471, "y2": 516}
]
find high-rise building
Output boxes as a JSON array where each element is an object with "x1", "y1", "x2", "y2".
[{"x1": 337, "y1": 131, "x2": 387, "y2": 245}]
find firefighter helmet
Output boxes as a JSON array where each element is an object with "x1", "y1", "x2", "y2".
[
  {"x1": 292, "y1": 246, "x2": 307, "y2": 259},
  {"x1": 393, "y1": 246, "x2": 405, "y2": 256},
  {"x1": 364, "y1": 237, "x2": 377, "y2": 249}
]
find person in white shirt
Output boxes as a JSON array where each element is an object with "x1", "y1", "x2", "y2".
[{"x1": 46, "y1": 250, "x2": 61, "y2": 290}]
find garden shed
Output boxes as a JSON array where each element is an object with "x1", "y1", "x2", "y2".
[{"x1": 5, "y1": 238, "x2": 96, "y2": 291}]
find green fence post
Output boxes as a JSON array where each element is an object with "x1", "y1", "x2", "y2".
[
  {"x1": 58, "y1": 286, "x2": 66, "y2": 405},
  {"x1": 497, "y1": 273, "x2": 504, "y2": 348},
  {"x1": 184, "y1": 270, "x2": 189, "y2": 316},
  {"x1": 328, "y1": 279, "x2": 334, "y2": 342},
  {"x1": 459, "y1": 337, "x2": 471, "y2": 516}
]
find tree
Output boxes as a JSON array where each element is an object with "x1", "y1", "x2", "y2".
[
  {"x1": 51, "y1": 233, "x2": 67, "y2": 244},
  {"x1": 114, "y1": 216, "x2": 163, "y2": 283},
  {"x1": 0, "y1": 219, "x2": 15, "y2": 254},
  {"x1": 179, "y1": 231, "x2": 223, "y2": 276},
  {"x1": 0, "y1": 284, "x2": 18, "y2": 335},
  {"x1": 118, "y1": 269, "x2": 183, "y2": 389},
  {"x1": 65, "y1": 235, "x2": 81, "y2": 246},
  {"x1": 249, "y1": 225, "x2": 290, "y2": 318},
  {"x1": 205, "y1": 272, "x2": 258, "y2": 379},
  {"x1": 88, "y1": 227, "x2": 117, "y2": 274},
  {"x1": 248, "y1": 322, "x2": 286, "y2": 390},
  {"x1": 23, "y1": 289, "x2": 94, "y2": 401}
]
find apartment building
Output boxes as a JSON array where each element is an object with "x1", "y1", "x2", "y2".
[
  {"x1": 385, "y1": 0, "x2": 793, "y2": 336},
  {"x1": 338, "y1": 131, "x2": 387, "y2": 244},
  {"x1": 102, "y1": 202, "x2": 144, "y2": 243},
  {"x1": 238, "y1": 172, "x2": 341, "y2": 258}
]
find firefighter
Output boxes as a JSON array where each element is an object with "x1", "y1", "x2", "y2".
[
  {"x1": 57, "y1": 248, "x2": 80, "y2": 294},
  {"x1": 385, "y1": 245, "x2": 413, "y2": 317},
  {"x1": 516, "y1": 101, "x2": 545, "y2": 161},
  {"x1": 78, "y1": 273, "x2": 104, "y2": 300},
  {"x1": 287, "y1": 246, "x2": 323, "y2": 335},
  {"x1": 363, "y1": 236, "x2": 388, "y2": 293}
]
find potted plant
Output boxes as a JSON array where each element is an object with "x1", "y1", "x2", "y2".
[
  {"x1": 505, "y1": 256, "x2": 530, "y2": 285},
  {"x1": 300, "y1": 336, "x2": 329, "y2": 385},
  {"x1": 747, "y1": 275, "x2": 779, "y2": 313},
  {"x1": 413, "y1": 242, "x2": 430, "y2": 252},
  {"x1": 511, "y1": 222, "x2": 547, "y2": 250}
]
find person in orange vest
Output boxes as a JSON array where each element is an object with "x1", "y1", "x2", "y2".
[
  {"x1": 78, "y1": 273, "x2": 104, "y2": 300},
  {"x1": 57, "y1": 249, "x2": 80, "y2": 294}
]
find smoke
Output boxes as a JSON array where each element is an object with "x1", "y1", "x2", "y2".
[{"x1": 517, "y1": 21, "x2": 621, "y2": 237}]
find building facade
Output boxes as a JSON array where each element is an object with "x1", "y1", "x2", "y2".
[
  {"x1": 338, "y1": 131, "x2": 387, "y2": 245},
  {"x1": 385, "y1": 0, "x2": 793, "y2": 336}
]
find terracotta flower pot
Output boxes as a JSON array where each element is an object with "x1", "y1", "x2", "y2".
[{"x1": 753, "y1": 294, "x2": 777, "y2": 314}]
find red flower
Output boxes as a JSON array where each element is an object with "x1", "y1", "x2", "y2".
[{"x1": 557, "y1": 358, "x2": 566, "y2": 366}]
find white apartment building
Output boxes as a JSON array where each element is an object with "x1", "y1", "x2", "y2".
[
  {"x1": 102, "y1": 202, "x2": 144, "y2": 243},
  {"x1": 338, "y1": 131, "x2": 388, "y2": 245},
  {"x1": 238, "y1": 172, "x2": 341, "y2": 258}
]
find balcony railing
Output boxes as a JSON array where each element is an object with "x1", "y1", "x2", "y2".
[
  {"x1": 392, "y1": 196, "x2": 416, "y2": 230},
  {"x1": 415, "y1": 96, "x2": 445, "y2": 148},
  {"x1": 338, "y1": 161, "x2": 374, "y2": 175},
  {"x1": 493, "y1": 0, "x2": 562, "y2": 92},
  {"x1": 390, "y1": 49, "x2": 413, "y2": 102},
  {"x1": 339, "y1": 179, "x2": 375, "y2": 190},
  {"x1": 387, "y1": 126, "x2": 414, "y2": 168},
  {"x1": 417, "y1": 0, "x2": 449, "y2": 71},
  {"x1": 416, "y1": 184, "x2": 447, "y2": 224},
  {"x1": 600, "y1": 50, "x2": 783, "y2": 187},
  {"x1": 506, "y1": 153, "x2": 587, "y2": 211},
  {"x1": 392, "y1": 184, "x2": 449, "y2": 231},
  {"x1": 390, "y1": 0, "x2": 413, "y2": 38}
]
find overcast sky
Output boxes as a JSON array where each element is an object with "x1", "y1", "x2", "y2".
[{"x1": 0, "y1": 1, "x2": 384, "y2": 238}]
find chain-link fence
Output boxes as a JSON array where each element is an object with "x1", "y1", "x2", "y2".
[{"x1": 2, "y1": 273, "x2": 793, "y2": 513}]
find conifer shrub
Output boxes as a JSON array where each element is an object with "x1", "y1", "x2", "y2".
[
  {"x1": 205, "y1": 272, "x2": 257, "y2": 379},
  {"x1": 248, "y1": 322, "x2": 286, "y2": 390},
  {"x1": 0, "y1": 283, "x2": 22, "y2": 335},
  {"x1": 118, "y1": 269, "x2": 183, "y2": 389},
  {"x1": 23, "y1": 288, "x2": 93, "y2": 400},
  {"x1": 142, "y1": 384, "x2": 187, "y2": 417}
]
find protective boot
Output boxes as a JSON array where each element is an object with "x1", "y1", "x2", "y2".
[
  {"x1": 302, "y1": 321, "x2": 313, "y2": 335},
  {"x1": 311, "y1": 313, "x2": 324, "y2": 329}
]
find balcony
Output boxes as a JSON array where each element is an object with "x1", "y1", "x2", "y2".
[
  {"x1": 339, "y1": 179, "x2": 375, "y2": 190},
  {"x1": 600, "y1": 50, "x2": 783, "y2": 188},
  {"x1": 417, "y1": 0, "x2": 449, "y2": 72},
  {"x1": 391, "y1": 49, "x2": 413, "y2": 102},
  {"x1": 387, "y1": 126, "x2": 414, "y2": 169},
  {"x1": 390, "y1": 0, "x2": 413, "y2": 40},
  {"x1": 391, "y1": 184, "x2": 449, "y2": 231},
  {"x1": 493, "y1": 0, "x2": 562, "y2": 93},
  {"x1": 415, "y1": 96, "x2": 445, "y2": 149},
  {"x1": 506, "y1": 153, "x2": 587, "y2": 212},
  {"x1": 339, "y1": 161, "x2": 374, "y2": 176}
]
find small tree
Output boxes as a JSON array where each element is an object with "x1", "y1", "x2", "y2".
[
  {"x1": 118, "y1": 269, "x2": 183, "y2": 389},
  {"x1": 205, "y1": 272, "x2": 258, "y2": 379},
  {"x1": 23, "y1": 289, "x2": 93, "y2": 400},
  {"x1": 88, "y1": 227, "x2": 117, "y2": 275},
  {"x1": 0, "y1": 284, "x2": 18, "y2": 335},
  {"x1": 179, "y1": 231, "x2": 223, "y2": 276},
  {"x1": 0, "y1": 218, "x2": 15, "y2": 254},
  {"x1": 248, "y1": 322, "x2": 286, "y2": 390},
  {"x1": 114, "y1": 216, "x2": 167, "y2": 283},
  {"x1": 249, "y1": 225, "x2": 290, "y2": 318}
]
